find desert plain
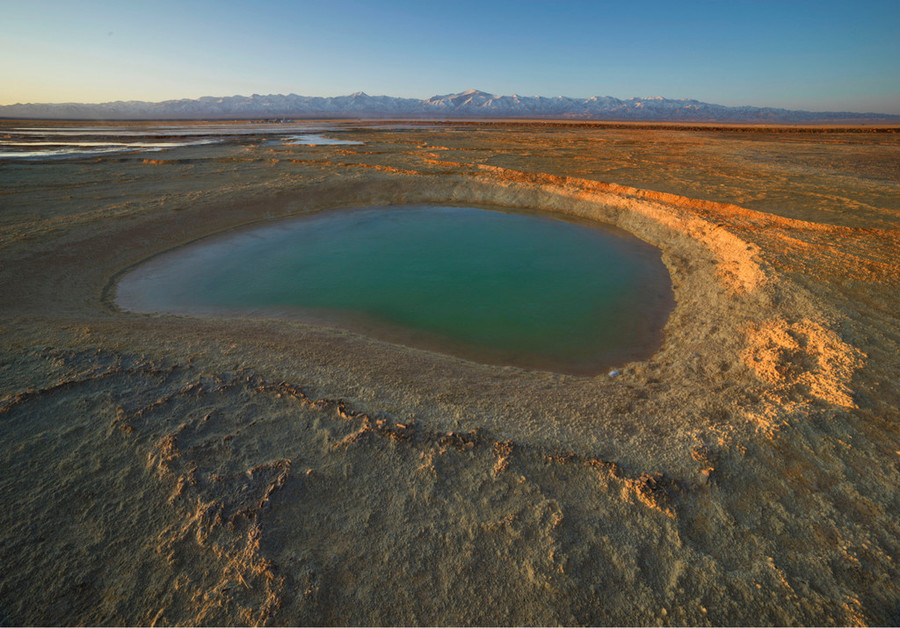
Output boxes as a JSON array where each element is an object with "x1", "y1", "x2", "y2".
[{"x1": 0, "y1": 120, "x2": 898, "y2": 625}]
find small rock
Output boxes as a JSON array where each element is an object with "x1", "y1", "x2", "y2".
[{"x1": 608, "y1": 369, "x2": 621, "y2": 377}]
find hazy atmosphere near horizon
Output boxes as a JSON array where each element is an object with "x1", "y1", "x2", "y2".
[{"x1": 2, "y1": 0, "x2": 899, "y2": 113}]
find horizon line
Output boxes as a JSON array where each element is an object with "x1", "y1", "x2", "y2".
[{"x1": 2, "y1": 90, "x2": 898, "y2": 117}]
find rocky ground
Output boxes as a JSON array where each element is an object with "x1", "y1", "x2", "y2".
[{"x1": 1, "y1": 121, "x2": 898, "y2": 625}]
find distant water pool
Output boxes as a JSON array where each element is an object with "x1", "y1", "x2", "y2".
[
  {"x1": 282, "y1": 134, "x2": 363, "y2": 145},
  {"x1": 0, "y1": 123, "x2": 348, "y2": 159},
  {"x1": 116, "y1": 205, "x2": 673, "y2": 374}
]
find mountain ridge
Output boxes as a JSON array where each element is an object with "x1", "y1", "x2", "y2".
[{"x1": 1, "y1": 90, "x2": 897, "y2": 123}]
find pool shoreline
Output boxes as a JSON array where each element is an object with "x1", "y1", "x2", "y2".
[{"x1": 114, "y1": 203, "x2": 675, "y2": 376}]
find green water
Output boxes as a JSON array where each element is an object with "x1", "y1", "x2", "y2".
[{"x1": 117, "y1": 205, "x2": 673, "y2": 374}]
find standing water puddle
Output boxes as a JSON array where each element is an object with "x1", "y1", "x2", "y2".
[{"x1": 116, "y1": 205, "x2": 673, "y2": 374}]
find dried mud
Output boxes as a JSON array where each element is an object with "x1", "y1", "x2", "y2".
[{"x1": 1, "y1": 122, "x2": 899, "y2": 625}]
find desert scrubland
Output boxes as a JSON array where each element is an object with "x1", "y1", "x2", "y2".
[{"x1": 0, "y1": 120, "x2": 898, "y2": 625}]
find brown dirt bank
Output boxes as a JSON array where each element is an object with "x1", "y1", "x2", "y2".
[{"x1": 1, "y1": 123, "x2": 898, "y2": 625}]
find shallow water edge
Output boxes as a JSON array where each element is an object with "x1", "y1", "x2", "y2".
[{"x1": 115, "y1": 204, "x2": 675, "y2": 375}]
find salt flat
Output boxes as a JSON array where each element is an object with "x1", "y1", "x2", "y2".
[{"x1": 0, "y1": 120, "x2": 898, "y2": 625}]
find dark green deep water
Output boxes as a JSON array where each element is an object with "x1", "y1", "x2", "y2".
[{"x1": 117, "y1": 205, "x2": 673, "y2": 374}]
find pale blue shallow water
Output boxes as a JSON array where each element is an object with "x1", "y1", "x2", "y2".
[{"x1": 117, "y1": 205, "x2": 674, "y2": 374}]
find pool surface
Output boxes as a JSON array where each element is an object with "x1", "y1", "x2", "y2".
[{"x1": 116, "y1": 205, "x2": 674, "y2": 374}]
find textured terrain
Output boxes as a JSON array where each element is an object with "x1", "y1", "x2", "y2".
[{"x1": 1, "y1": 121, "x2": 899, "y2": 625}]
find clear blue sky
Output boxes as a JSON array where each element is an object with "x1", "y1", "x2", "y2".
[{"x1": 2, "y1": 0, "x2": 899, "y2": 113}]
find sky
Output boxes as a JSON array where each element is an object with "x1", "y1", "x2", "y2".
[{"x1": 2, "y1": 0, "x2": 899, "y2": 113}]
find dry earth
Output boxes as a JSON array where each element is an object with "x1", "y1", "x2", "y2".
[{"x1": 1, "y1": 121, "x2": 899, "y2": 625}]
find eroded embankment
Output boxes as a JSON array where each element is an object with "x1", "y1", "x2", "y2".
[
  {"x1": 3, "y1": 164, "x2": 872, "y2": 460},
  {"x1": 442, "y1": 166, "x2": 874, "y2": 427},
  {"x1": 317, "y1": 168, "x2": 870, "y2": 434}
]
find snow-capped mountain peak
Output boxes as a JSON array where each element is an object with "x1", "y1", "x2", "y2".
[{"x1": 1, "y1": 90, "x2": 896, "y2": 123}]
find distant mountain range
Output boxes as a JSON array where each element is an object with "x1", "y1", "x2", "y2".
[{"x1": 2, "y1": 89, "x2": 897, "y2": 123}]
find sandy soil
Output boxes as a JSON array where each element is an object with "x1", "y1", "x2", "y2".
[{"x1": 1, "y1": 121, "x2": 899, "y2": 625}]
